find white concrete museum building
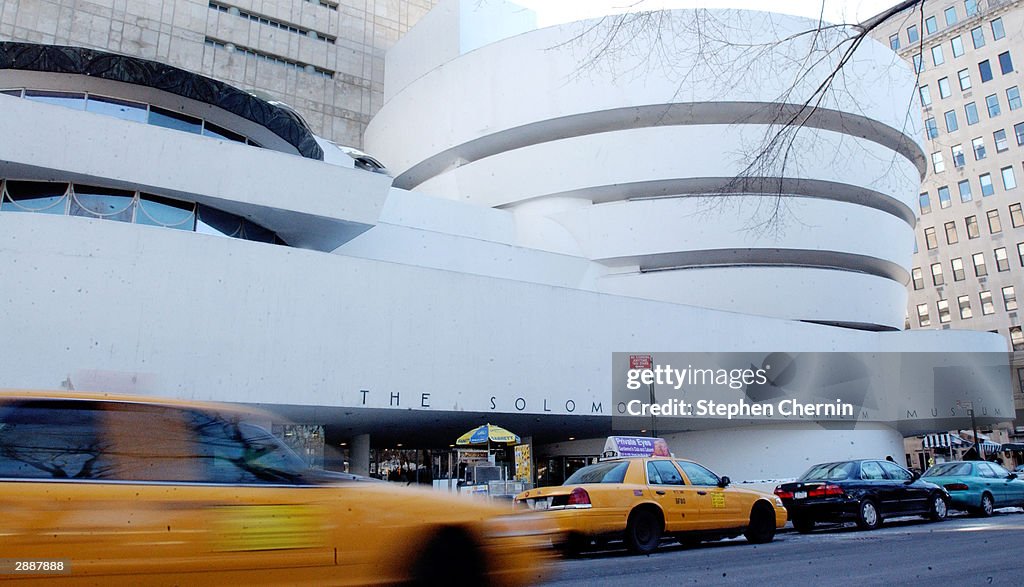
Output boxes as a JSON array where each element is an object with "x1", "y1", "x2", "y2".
[{"x1": 0, "y1": 0, "x2": 1013, "y2": 481}]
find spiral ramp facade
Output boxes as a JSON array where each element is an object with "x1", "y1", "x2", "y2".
[{"x1": 365, "y1": 7, "x2": 927, "y2": 331}]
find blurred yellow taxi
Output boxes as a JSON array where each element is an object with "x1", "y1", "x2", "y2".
[
  {"x1": 514, "y1": 437, "x2": 787, "y2": 555},
  {"x1": 0, "y1": 390, "x2": 551, "y2": 585}
]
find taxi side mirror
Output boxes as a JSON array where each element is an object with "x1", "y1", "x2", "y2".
[
  {"x1": 1008, "y1": 473, "x2": 1018, "y2": 481},
  {"x1": 910, "y1": 471, "x2": 921, "y2": 481},
  {"x1": 718, "y1": 476, "x2": 731, "y2": 488}
]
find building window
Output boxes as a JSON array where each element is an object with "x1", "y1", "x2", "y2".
[
  {"x1": 952, "y1": 257, "x2": 966, "y2": 281},
  {"x1": 932, "y1": 262, "x2": 945, "y2": 285},
  {"x1": 944, "y1": 6, "x2": 958, "y2": 27},
  {"x1": 917, "y1": 303, "x2": 931, "y2": 327},
  {"x1": 938, "y1": 299, "x2": 951, "y2": 324},
  {"x1": 1002, "y1": 166, "x2": 1017, "y2": 190},
  {"x1": 988, "y1": 209, "x2": 1003, "y2": 233},
  {"x1": 1004, "y1": 285, "x2": 1018, "y2": 311},
  {"x1": 971, "y1": 26, "x2": 985, "y2": 49},
  {"x1": 950, "y1": 146, "x2": 964, "y2": 169},
  {"x1": 890, "y1": 34, "x2": 900, "y2": 51},
  {"x1": 991, "y1": 17, "x2": 1005, "y2": 41},
  {"x1": 940, "y1": 185, "x2": 954, "y2": 207},
  {"x1": 980, "y1": 173, "x2": 995, "y2": 196},
  {"x1": 974, "y1": 252, "x2": 988, "y2": 276},
  {"x1": 1011, "y1": 326, "x2": 1024, "y2": 351},
  {"x1": 1011, "y1": 203, "x2": 1024, "y2": 228},
  {"x1": 981, "y1": 291, "x2": 995, "y2": 315},
  {"x1": 1019, "y1": 242, "x2": 1024, "y2": 267},
  {"x1": 998, "y1": 51, "x2": 1013, "y2": 74},
  {"x1": 951, "y1": 35, "x2": 965, "y2": 58},
  {"x1": 932, "y1": 45, "x2": 945, "y2": 67},
  {"x1": 926, "y1": 117, "x2": 940, "y2": 139},
  {"x1": 932, "y1": 151, "x2": 946, "y2": 173},
  {"x1": 1008, "y1": 86, "x2": 1022, "y2": 110},
  {"x1": 959, "y1": 179, "x2": 974, "y2": 202},
  {"x1": 926, "y1": 16, "x2": 938, "y2": 35},
  {"x1": 965, "y1": 0, "x2": 978, "y2": 17},
  {"x1": 986, "y1": 94, "x2": 1001, "y2": 117},
  {"x1": 980, "y1": 60, "x2": 993, "y2": 82},
  {"x1": 913, "y1": 267, "x2": 924, "y2": 290},
  {"x1": 938, "y1": 77, "x2": 951, "y2": 99},
  {"x1": 919, "y1": 192, "x2": 932, "y2": 215},
  {"x1": 914, "y1": 53, "x2": 925, "y2": 73},
  {"x1": 945, "y1": 220, "x2": 958, "y2": 244},
  {"x1": 945, "y1": 111, "x2": 959, "y2": 133},
  {"x1": 908, "y1": 24, "x2": 920, "y2": 43},
  {"x1": 971, "y1": 137, "x2": 985, "y2": 160},
  {"x1": 925, "y1": 226, "x2": 938, "y2": 250},
  {"x1": 958, "y1": 69, "x2": 972, "y2": 91},
  {"x1": 920, "y1": 85, "x2": 932, "y2": 106},
  {"x1": 1015, "y1": 122, "x2": 1024, "y2": 146},
  {"x1": 965, "y1": 102, "x2": 979, "y2": 125},
  {"x1": 966, "y1": 215, "x2": 980, "y2": 238},
  {"x1": 994, "y1": 129, "x2": 1008, "y2": 151},
  {"x1": 958, "y1": 295, "x2": 973, "y2": 319},
  {"x1": 995, "y1": 247, "x2": 1010, "y2": 271}
]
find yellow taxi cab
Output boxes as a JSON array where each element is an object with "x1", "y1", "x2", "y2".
[
  {"x1": 0, "y1": 390, "x2": 552, "y2": 585},
  {"x1": 514, "y1": 437, "x2": 787, "y2": 555}
]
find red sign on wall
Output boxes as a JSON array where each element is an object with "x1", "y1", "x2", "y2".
[{"x1": 629, "y1": 354, "x2": 653, "y2": 370}]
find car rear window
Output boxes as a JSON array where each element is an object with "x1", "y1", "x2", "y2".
[
  {"x1": 925, "y1": 463, "x2": 972, "y2": 477},
  {"x1": 564, "y1": 461, "x2": 629, "y2": 485},
  {"x1": 800, "y1": 462, "x2": 856, "y2": 481}
]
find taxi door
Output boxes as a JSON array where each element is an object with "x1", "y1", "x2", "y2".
[
  {"x1": 676, "y1": 461, "x2": 747, "y2": 528},
  {"x1": 644, "y1": 460, "x2": 703, "y2": 532}
]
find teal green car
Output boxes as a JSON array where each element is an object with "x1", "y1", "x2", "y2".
[{"x1": 922, "y1": 461, "x2": 1024, "y2": 517}]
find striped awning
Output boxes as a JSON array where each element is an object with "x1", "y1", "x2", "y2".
[
  {"x1": 980, "y1": 440, "x2": 1002, "y2": 454},
  {"x1": 922, "y1": 433, "x2": 970, "y2": 449}
]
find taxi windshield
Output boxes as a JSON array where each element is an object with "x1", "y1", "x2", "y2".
[{"x1": 564, "y1": 461, "x2": 629, "y2": 485}]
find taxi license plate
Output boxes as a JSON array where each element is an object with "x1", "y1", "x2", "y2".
[
  {"x1": 531, "y1": 498, "x2": 552, "y2": 510},
  {"x1": 794, "y1": 491, "x2": 808, "y2": 500}
]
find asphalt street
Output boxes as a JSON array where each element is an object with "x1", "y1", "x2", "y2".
[{"x1": 537, "y1": 510, "x2": 1024, "y2": 586}]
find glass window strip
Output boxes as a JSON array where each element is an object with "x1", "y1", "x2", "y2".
[
  {"x1": 8, "y1": 87, "x2": 259, "y2": 148},
  {"x1": 205, "y1": 38, "x2": 334, "y2": 78},
  {"x1": 209, "y1": 2, "x2": 336, "y2": 44},
  {"x1": 1, "y1": 179, "x2": 281, "y2": 246}
]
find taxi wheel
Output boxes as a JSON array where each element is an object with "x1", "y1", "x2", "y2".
[
  {"x1": 409, "y1": 527, "x2": 486, "y2": 586},
  {"x1": 557, "y1": 533, "x2": 590, "y2": 557},
  {"x1": 743, "y1": 504, "x2": 776, "y2": 544},
  {"x1": 625, "y1": 508, "x2": 663, "y2": 555}
]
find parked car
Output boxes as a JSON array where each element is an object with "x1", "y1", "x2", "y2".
[
  {"x1": 774, "y1": 459, "x2": 949, "y2": 533},
  {"x1": 515, "y1": 456, "x2": 787, "y2": 555},
  {"x1": 922, "y1": 461, "x2": 1024, "y2": 516},
  {"x1": 0, "y1": 390, "x2": 551, "y2": 584}
]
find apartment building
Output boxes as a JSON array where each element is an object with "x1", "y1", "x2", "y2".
[
  {"x1": 0, "y1": 0, "x2": 437, "y2": 147},
  {"x1": 870, "y1": 0, "x2": 1024, "y2": 436}
]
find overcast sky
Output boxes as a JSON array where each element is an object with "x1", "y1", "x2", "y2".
[{"x1": 511, "y1": 0, "x2": 902, "y2": 26}]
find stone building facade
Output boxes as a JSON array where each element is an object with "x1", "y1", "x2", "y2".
[{"x1": 0, "y1": 0, "x2": 436, "y2": 146}]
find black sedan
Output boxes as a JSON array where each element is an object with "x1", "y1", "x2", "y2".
[{"x1": 774, "y1": 460, "x2": 950, "y2": 533}]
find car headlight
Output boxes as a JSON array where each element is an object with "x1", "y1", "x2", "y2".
[{"x1": 774, "y1": 496, "x2": 785, "y2": 508}]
